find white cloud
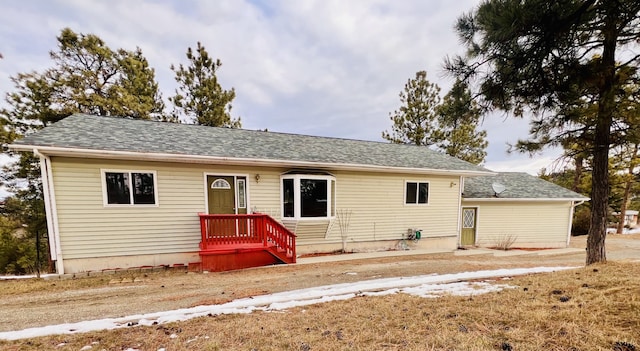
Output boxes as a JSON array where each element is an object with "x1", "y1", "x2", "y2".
[
  {"x1": 484, "y1": 151, "x2": 566, "y2": 175},
  {"x1": 0, "y1": 0, "x2": 556, "y2": 170}
]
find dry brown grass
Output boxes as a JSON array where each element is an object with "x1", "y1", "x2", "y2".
[
  {"x1": 0, "y1": 275, "x2": 111, "y2": 296},
  {"x1": 2, "y1": 261, "x2": 639, "y2": 351},
  {"x1": 0, "y1": 270, "x2": 188, "y2": 297}
]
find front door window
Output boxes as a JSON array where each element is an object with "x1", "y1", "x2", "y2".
[{"x1": 463, "y1": 209, "x2": 475, "y2": 228}]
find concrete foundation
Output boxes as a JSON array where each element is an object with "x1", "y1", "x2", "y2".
[
  {"x1": 296, "y1": 235, "x2": 458, "y2": 256},
  {"x1": 61, "y1": 252, "x2": 201, "y2": 274}
]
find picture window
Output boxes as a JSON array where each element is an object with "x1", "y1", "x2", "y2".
[{"x1": 103, "y1": 171, "x2": 157, "y2": 206}]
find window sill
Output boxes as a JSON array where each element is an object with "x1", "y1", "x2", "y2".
[
  {"x1": 103, "y1": 204, "x2": 159, "y2": 208},
  {"x1": 282, "y1": 217, "x2": 335, "y2": 222}
]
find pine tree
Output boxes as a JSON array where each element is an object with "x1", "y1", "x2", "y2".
[
  {"x1": 435, "y1": 80, "x2": 488, "y2": 164},
  {"x1": 0, "y1": 28, "x2": 169, "y2": 273},
  {"x1": 170, "y1": 42, "x2": 240, "y2": 128},
  {"x1": 447, "y1": 0, "x2": 640, "y2": 264},
  {"x1": 382, "y1": 71, "x2": 441, "y2": 146},
  {"x1": 382, "y1": 72, "x2": 488, "y2": 164}
]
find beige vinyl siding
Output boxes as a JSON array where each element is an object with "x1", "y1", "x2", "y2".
[
  {"x1": 51, "y1": 156, "x2": 463, "y2": 260},
  {"x1": 51, "y1": 157, "x2": 283, "y2": 260},
  {"x1": 462, "y1": 200, "x2": 572, "y2": 248},
  {"x1": 246, "y1": 171, "x2": 282, "y2": 217},
  {"x1": 320, "y1": 171, "x2": 460, "y2": 244},
  {"x1": 253, "y1": 171, "x2": 461, "y2": 245},
  {"x1": 282, "y1": 220, "x2": 331, "y2": 241}
]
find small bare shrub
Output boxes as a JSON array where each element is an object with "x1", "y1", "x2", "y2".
[
  {"x1": 336, "y1": 209, "x2": 353, "y2": 253},
  {"x1": 493, "y1": 234, "x2": 517, "y2": 250}
]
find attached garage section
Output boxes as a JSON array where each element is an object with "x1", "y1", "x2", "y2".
[
  {"x1": 461, "y1": 172, "x2": 588, "y2": 249},
  {"x1": 460, "y1": 200, "x2": 574, "y2": 248}
]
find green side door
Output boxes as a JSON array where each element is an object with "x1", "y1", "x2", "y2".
[{"x1": 461, "y1": 207, "x2": 477, "y2": 246}]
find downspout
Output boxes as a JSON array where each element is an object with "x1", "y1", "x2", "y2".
[
  {"x1": 566, "y1": 200, "x2": 586, "y2": 247},
  {"x1": 457, "y1": 176, "x2": 464, "y2": 248},
  {"x1": 35, "y1": 149, "x2": 64, "y2": 275}
]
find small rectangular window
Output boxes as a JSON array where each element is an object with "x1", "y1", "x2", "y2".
[
  {"x1": 132, "y1": 173, "x2": 156, "y2": 204},
  {"x1": 283, "y1": 178, "x2": 295, "y2": 217},
  {"x1": 103, "y1": 170, "x2": 157, "y2": 206},
  {"x1": 237, "y1": 178, "x2": 246, "y2": 209},
  {"x1": 106, "y1": 172, "x2": 131, "y2": 204},
  {"x1": 405, "y1": 181, "x2": 429, "y2": 205},
  {"x1": 405, "y1": 182, "x2": 417, "y2": 204},
  {"x1": 331, "y1": 179, "x2": 336, "y2": 217},
  {"x1": 301, "y1": 179, "x2": 327, "y2": 217},
  {"x1": 418, "y1": 182, "x2": 429, "y2": 204}
]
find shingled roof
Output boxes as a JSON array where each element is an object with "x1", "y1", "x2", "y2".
[
  {"x1": 11, "y1": 113, "x2": 492, "y2": 175},
  {"x1": 463, "y1": 172, "x2": 588, "y2": 200}
]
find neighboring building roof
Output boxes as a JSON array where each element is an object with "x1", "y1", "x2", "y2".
[
  {"x1": 10, "y1": 113, "x2": 493, "y2": 175},
  {"x1": 463, "y1": 172, "x2": 589, "y2": 200},
  {"x1": 616, "y1": 210, "x2": 639, "y2": 216}
]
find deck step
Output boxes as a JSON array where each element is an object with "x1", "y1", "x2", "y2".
[{"x1": 198, "y1": 213, "x2": 297, "y2": 270}]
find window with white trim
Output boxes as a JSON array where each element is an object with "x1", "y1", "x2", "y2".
[
  {"x1": 237, "y1": 178, "x2": 246, "y2": 209},
  {"x1": 211, "y1": 178, "x2": 231, "y2": 189},
  {"x1": 281, "y1": 174, "x2": 335, "y2": 219},
  {"x1": 462, "y1": 209, "x2": 475, "y2": 228},
  {"x1": 405, "y1": 181, "x2": 429, "y2": 205},
  {"x1": 103, "y1": 170, "x2": 157, "y2": 206}
]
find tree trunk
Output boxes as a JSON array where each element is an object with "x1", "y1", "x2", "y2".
[
  {"x1": 586, "y1": 8, "x2": 618, "y2": 265},
  {"x1": 573, "y1": 154, "x2": 583, "y2": 193},
  {"x1": 587, "y1": 135, "x2": 609, "y2": 265},
  {"x1": 616, "y1": 180, "x2": 632, "y2": 234},
  {"x1": 616, "y1": 145, "x2": 639, "y2": 234}
]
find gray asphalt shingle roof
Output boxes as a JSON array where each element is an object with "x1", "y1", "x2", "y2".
[
  {"x1": 463, "y1": 172, "x2": 588, "y2": 200},
  {"x1": 12, "y1": 113, "x2": 491, "y2": 174}
]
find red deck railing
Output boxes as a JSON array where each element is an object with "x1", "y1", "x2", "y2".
[{"x1": 198, "y1": 213, "x2": 296, "y2": 263}]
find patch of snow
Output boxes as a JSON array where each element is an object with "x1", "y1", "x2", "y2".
[
  {"x1": 607, "y1": 227, "x2": 640, "y2": 234},
  {"x1": 402, "y1": 281, "x2": 516, "y2": 298},
  {"x1": 0, "y1": 274, "x2": 57, "y2": 280},
  {"x1": 624, "y1": 227, "x2": 640, "y2": 234},
  {"x1": 0, "y1": 266, "x2": 576, "y2": 341}
]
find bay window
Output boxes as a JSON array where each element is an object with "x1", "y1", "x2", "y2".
[{"x1": 281, "y1": 174, "x2": 335, "y2": 219}]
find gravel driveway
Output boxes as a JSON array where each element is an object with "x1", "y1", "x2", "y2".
[{"x1": 0, "y1": 234, "x2": 637, "y2": 333}]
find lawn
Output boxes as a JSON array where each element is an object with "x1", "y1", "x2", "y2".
[{"x1": 1, "y1": 261, "x2": 638, "y2": 350}]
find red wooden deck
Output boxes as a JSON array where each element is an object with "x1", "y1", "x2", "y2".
[{"x1": 198, "y1": 213, "x2": 296, "y2": 271}]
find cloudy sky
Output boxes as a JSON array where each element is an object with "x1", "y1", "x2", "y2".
[{"x1": 0, "y1": 0, "x2": 562, "y2": 174}]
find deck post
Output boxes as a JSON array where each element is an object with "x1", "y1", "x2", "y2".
[{"x1": 198, "y1": 213, "x2": 207, "y2": 250}]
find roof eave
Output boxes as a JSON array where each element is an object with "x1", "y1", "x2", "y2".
[
  {"x1": 10, "y1": 144, "x2": 496, "y2": 177},
  {"x1": 462, "y1": 197, "x2": 590, "y2": 202}
]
